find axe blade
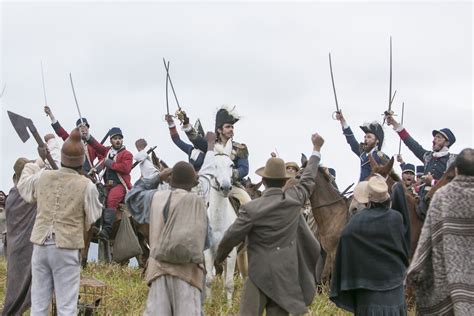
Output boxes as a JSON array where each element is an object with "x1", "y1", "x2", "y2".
[{"x1": 7, "y1": 110, "x2": 33, "y2": 143}]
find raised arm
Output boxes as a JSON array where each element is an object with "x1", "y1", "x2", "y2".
[
  {"x1": 86, "y1": 135, "x2": 109, "y2": 157},
  {"x1": 335, "y1": 111, "x2": 361, "y2": 156},
  {"x1": 386, "y1": 114, "x2": 428, "y2": 162},
  {"x1": 45, "y1": 106, "x2": 70, "y2": 141}
]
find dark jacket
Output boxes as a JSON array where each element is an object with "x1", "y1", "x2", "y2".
[
  {"x1": 330, "y1": 184, "x2": 410, "y2": 311},
  {"x1": 342, "y1": 126, "x2": 389, "y2": 182},
  {"x1": 216, "y1": 155, "x2": 321, "y2": 314}
]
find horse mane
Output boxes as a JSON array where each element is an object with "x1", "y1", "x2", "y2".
[{"x1": 214, "y1": 143, "x2": 226, "y2": 155}]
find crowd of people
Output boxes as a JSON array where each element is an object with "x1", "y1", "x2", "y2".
[{"x1": 0, "y1": 103, "x2": 472, "y2": 316}]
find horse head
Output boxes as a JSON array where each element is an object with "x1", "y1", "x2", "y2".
[{"x1": 213, "y1": 143, "x2": 234, "y2": 197}]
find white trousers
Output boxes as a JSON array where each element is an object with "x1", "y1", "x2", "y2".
[{"x1": 31, "y1": 244, "x2": 81, "y2": 316}]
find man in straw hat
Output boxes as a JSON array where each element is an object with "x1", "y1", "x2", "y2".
[
  {"x1": 335, "y1": 111, "x2": 389, "y2": 182},
  {"x1": 17, "y1": 128, "x2": 102, "y2": 314},
  {"x1": 137, "y1": 132, "x2": 217, "y2": 315},
  {"x1": 330, "y1": 174, "x2": 410, "y2": 315},
  {"x1": 386, "y1": 114, "x2": 457, "y2": 219},
  {"x1": 2, "y1": 157, "x2": 37, "y2": 315},
  {"x1": 215, "y1": 132, "x2": 324, "y2": 315}
]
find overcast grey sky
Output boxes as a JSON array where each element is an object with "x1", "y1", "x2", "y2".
[{"x1": 1, "y1": 1, "x2": 472, "y2": 193}]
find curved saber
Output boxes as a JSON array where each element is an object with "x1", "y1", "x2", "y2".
[
  {"x1": 162, "y1": 58, "x2": 181, "y2": 110},
  {"x1": 164, "y1": 59, "x2": 170, "y2": 115},
  {"x1": 69, "y1": 73, "x2": 84, "y2": 126},
  {"x1": 41, "y1": 61, "x2": 48, "y2": 106},
  {"x1": 388, "y1": 36, "x2": 393, "y2": 111},
  {"x1": 329, "y1": 53, "x2": 340, "y2": 113},
  {"x1": 0, "y1": 84, "x2": 5, "y2": 98}
]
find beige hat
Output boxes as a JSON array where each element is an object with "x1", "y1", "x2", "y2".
[
  {"x1": 285, "y1": 162, "x2": 300, "y2": 171},
  {"x1": 256, "y1": 157, "x2": 291, "y2": 179},
  {"x1": 353, "y1": 175, "x2": 390, "y2": 204}
]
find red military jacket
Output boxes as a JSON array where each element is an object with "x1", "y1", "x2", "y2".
[
  {"x1": 87, "y1": 137, "x2": 133, "y2": 189},
  {"x1": 51, "y1": 121, "x2": 104, "y2": 171}
]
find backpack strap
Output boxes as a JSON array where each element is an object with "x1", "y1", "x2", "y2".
[{"x1": 162, "y1": 192, "x2": 173, "y2": 223}]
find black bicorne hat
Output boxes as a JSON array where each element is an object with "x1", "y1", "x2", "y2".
[
  {"x1": 360, "y1": 122, "x2": 384, "y2": 151},
  {"x1": 215, "y1": 106, "x2": 240, "y2": 131}
]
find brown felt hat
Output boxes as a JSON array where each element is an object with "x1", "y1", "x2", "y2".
[
  {"x1": 12, "y1": 157, "x2": 31, "y2": 185},
  {"x1": 256, "y1": 157, "x2": 291, "y2": 179},
  {"x1": 169, "y1": 161, "x2": 198, "y2": 190},
  {"x1": 61, "y1": 128, "x2": 85, "y2": 168}
]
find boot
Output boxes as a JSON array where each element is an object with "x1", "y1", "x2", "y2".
[{"x1": 98, "y1": 208, "x2": 116, "y2": 240}]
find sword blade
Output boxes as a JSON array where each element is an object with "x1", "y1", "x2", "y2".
[
  {"x1": 162, "y1": 58, "x2": 181, "y2": 110},
  {"x1": 398, "y1": 102, "x2": 405, "y2": 155},
  {"x1": 388, "y1": 36, "x2": 393, "y2": 112},
  {"x1": 163, "y1": 58, "x2": 170, "y2": 115},
  {"x1": 40, "y1": 61, "x2": 48, "y2": 106},
  {"x1": 329, "y1": 53, "x2": 340, "y2": 112},
  {"x1": 69, "y1": 73, "x2": 84, "y2": 125},
  {"x1": 0, "y1": 84, "x2": 5, "y2": 98}
]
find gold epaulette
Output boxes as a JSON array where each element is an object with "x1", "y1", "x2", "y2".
[{"x1": 233, "y1": 142, "x2": 249, "y2": 159}]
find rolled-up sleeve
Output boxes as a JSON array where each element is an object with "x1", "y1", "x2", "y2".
[
  {"x1": 17, "y1": 163, "x2": 43, "y2": 203},
  {"x1": 84, "y1": 182, "x2": 103, "y2": 229}
]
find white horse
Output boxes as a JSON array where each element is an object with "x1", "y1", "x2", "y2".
[{"x1": 205, "y1": 141, "x2": 238, "y2": 301}]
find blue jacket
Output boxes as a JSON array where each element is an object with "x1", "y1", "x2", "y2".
[
  {"x1": 343, "y1": 126, "x2": 389, "y2": 182},
  {"x1": 396, "y1": 128, "x2": 456, "y2": 180},
  {"x1": 185, "y1": 127, "x2": 249, "y2": 182}
]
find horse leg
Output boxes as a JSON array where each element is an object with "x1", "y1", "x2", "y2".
[
  {"x1": 224, "y1": 247, "x2": 237, "y2": 302},
  {"x1": 81, "y1": 228, "x2": 93, "y2": 268},
  {"x1": 204, "y1": 247, "x2": 216, "y2": 299},
  {"x1": 236, "y1": 246, "x2": 248, "y2": 278}
]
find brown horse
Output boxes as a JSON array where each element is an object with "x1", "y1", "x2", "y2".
[
  {"x1": 285, "y1": 167, "x2": 350, "y2": 281},
  {"x1": 367, "y1": 156, "x2": 423, "y2": 258},
  {"x1": 424, "y1": 163, "x2": 456, "y2": 205}
]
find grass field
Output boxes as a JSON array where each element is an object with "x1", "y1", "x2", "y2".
[{"x1": 0, "y1": 258, "x2": 412, "y2": 315}]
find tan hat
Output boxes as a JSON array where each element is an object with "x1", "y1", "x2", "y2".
[
  {"x1": 61, "y1": 128, "x2": 85, "y2": 168},
  {"x1": 256, "y1": 157, "x2": 291, "y2": 179},
  {"x1": 12, "y1": 157, "x2": 31, "y2": 185},
  {"x1": 353, "y1": 175, "x2": 390, "y2": 204},
  {"x1": 285, "y1": 162, "x2": 300, "y2": 171}
]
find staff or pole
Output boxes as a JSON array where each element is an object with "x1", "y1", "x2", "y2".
[{"x1": 329, "y1": 53, "x2": 341, "y2": 119}]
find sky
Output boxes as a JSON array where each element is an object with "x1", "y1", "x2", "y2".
[{"x1": 1, "y1": 1, "x2": 473, "y2": 195}]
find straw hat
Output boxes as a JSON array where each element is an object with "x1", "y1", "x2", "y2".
[
  {"x1": 353, "y1": 175, "x2": 390, "y2": 204},
  {"x1": 256, "y1": 158, "x2": 291, "y2": 179}
]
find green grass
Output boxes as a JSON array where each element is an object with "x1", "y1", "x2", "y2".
[{"x1": 0, "y1": 258, "x2": 412, "y2": 315}]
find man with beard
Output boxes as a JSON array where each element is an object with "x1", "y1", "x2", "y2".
[
  {"x1": 44, "y1": 106, "x2": 103, "y2": 173},
  {"x1": 86, "y1": 127, "x2": 133, "y2": 240},
  {"x1": 385, "y1": 114, "x2": 456, "y2": 219},
  {"x1": 335, "y1": 111, "x2": 389, "y2": 182}
]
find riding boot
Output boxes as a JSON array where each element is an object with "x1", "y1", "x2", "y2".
[{"x1": 98, "y1": 208, "x2": 116, "y2": 240}]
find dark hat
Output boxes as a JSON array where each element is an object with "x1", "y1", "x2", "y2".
[
  {"x1": 416, "y1": 165, "x2": 425, "y2": 176},
  {"x1": 256, "y1": 158, "x2": 291, "y2": 179},
  {"x1": 360, "y1": 122, "x2": 384, "y2": 150},
  {"x1": 76, "y1": 117, "x2": 90, "y2": 128},
  {"x1": 169, "y1": 161, "x2": 198, "y2": 190},
  {"x1": 328, "y1": 168, "x2": 336, "y2": 178},
  {"x1": 402, "y1": 163, "x2": 416, "y2": 175},
  {"x1": 109, "y1": 127, "x2": 123, "y2": 138},
  {"x1": 61, "y1": 128, "x2": 85, "y2": 168},
  {"x1": 215, "y1": 106, "x2": 240, "y2": 130},
  {"x1": 432, "y1": 128, "x2": 456, "y2": 147}
]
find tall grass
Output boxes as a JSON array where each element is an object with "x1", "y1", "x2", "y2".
[{"x1": 0, "y1": 258, "x2": 413, "y2": 315}]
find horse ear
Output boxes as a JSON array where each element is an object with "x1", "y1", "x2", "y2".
[
  {"x1": 301, "y1": 153, "x2": 308, "y2": 167},
  {"x1": 256, "y1": 181, "x2": 263, "y2": 190},
  {"x1": 379, "y1": 156, "x2": 394, "y2": 176},
  {"x1": 368, "y1": 154, "x2": 378, "y2": 170}
]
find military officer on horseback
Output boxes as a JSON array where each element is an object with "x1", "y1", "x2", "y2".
[
  {"x1": 184, "y1": 105, "x2": 251, "y2": 204},
  {"x1": 385, "y1": 114, "x2": 456, "y2": 219},
  {"x1": 335, "y1": 111, "x2": 389, "y2": 182}
]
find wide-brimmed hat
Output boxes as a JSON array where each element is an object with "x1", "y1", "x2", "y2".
[
  {"x1": 61, "y1": 128, "x2": 85, "y2": 168},
  {"x1": 285, "y1": 162, "x2": 300, "y2": 171},
  {"x1": 256, "y1": 158, "x2": 291, "y2": 179},
  {"x1": 354, "y1": 175, "x2": 390, "y2": 204},
  {"x1": 432, "y1": 128, "x2": 456, "y2": 147},
  {"x1": 169, "y1": 161, "x2": 198, "y2": 190},
  {"x1": 402, "y1": 163, "x2": 416, "y2": 175}
]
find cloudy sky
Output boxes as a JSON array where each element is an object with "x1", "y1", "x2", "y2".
[{"x1": 1, "y1": 1, "x2": 472, "y2": 194}]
